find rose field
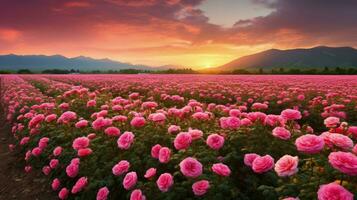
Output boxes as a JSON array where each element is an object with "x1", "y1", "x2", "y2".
[{"x1": 1, "y1": 74, "x2": 357, "y2": 200}]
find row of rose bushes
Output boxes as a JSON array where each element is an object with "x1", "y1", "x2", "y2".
[{"x1": 1, "y1": 75, "x2": 357, "y2": 200}]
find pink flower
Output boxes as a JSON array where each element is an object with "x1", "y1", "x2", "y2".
[
  {"x1": 123, "y1": 172, "x2": 137, "y2": 190},
  {"x1": 66, "y1": 163, "x2": 79, "y2": 178},
  {"x1": 324, "y1": 117, "x2": 340, "y2": 128},
  {"x1": 31, "y1": 147, "x2": 42, "y2": 156},
  {"x1": 156, "y1": 173, "x2": 174, "y2": 192},
  {"x1": 96, "y1": 187, "x2": 109, "y2": 200},
  {"x1": 58, "y1": 188, "x2": 69, "y2": 199},
  {"x1": 252, "y1": 155, "x2": 275, "y2": 174},
  {"x1": 353, "y1": 144, "x2": 357, "y2": 155},
  {"x1": 244, "y1": 153, "x2": 260, "y2": 167},
  {"x1": 144, "y1": 167, "x2": 157, "y2": 179},
  {"x1": 206, "y1": 134, "x2": 225, "y2": 150},
  {"x1": 328, "y1": 133, "x2": 354, "y2": 150},
  {"x1": 20, "y1": 137, "x2": 30, "y2": 145},
  {"x1": 174, "y1": 132, "x2": 192, "y2": 150},
  {"x1": 87, "y1": 99, "x2": 96, "y2": 107},
  {"x1": 92, "y1": 117, "x2": 112, "y2": 130},
  {"x1": 42, "y1": 165, "x2": 51, "y2": 175},
  {"x1": 45, "y1": 114, "x2": 57, "y2": 122},
  {"x1": 53, "y1": 146, "x2": 63, "y2": 156},
  {"x1": 211, "y1": 163, "x2": 231, "y2": 177},
  {"x1": 272, "y1": 127, "x2": 291, "y2": 140},
  {"x1": 179, "y1": 157, "x2": 203, "y2": 178},
  {"x1": 38, "y1": 137, "x2": 49, "y2": 149},
  {"x1": 104, "y1": 126, "x2": 121, "y2": 137},
  {"x1": 24, "y1": 165, "x2": 32, "y2": 173},
  {"x1": 50, "y1": 159, "x2": 59, "y2": 169},
  {"x1": 264, "y1": 114, "x2": 285, "y2": 127},
  {"x1": 317, "y1": 182, "x2": 353, "y2": 200},
  {"x1": 112, "y1": 160, "x2": 130, "y2": 176},
  {"x1": 281, "y1": 109, "x2": 302, "y2": 120},
  {"x1": 188, "y1": 128, "x2": 203, "y2": 140},
  {"x1": 75, "y1": 120, "x2": 88, "y2": 128},
  {"x1": 151, "y1": 144, "x2": 162, "y2": 159},
  {"x1": 71, "y1": 177, "x2": 88, "y2": 194},
  {"x1": 72, "y1": 137, "x2": 90, "y2": 150},
  {"x1": 274, "y1": 155, "x2": 299, "y2": 177},
  {"x1": 158, "y1": 147, "x2": 171, "y2": 163},
  {"x1": 51, "y1": 178, "x2": 61, "y2": 191},
  {"x1": 78, "y1": 148, "x2": 93, "y2": 157},
  {"x1": 168, "y1": 125, "x2": 181, "y2": 134},
  {"x1": 130, "y1": 189, "x2": 146, "y2": 200},
  {"x1": 117, "y1": 131, "x2": 135, "y2": 150},
  {"x1": 58, "y1": 111, "x2": 77, "y2": 124},
  {"x1": 295, "y1": 134, "x2": 324, "y2": 154},
  {"x1": 192, "y1": 180, "x2": 210, "y2": 196},
  {"x1": 328, "y1": 151, "x2": 357, "y2": 176},
  {"x1": 282, "y1": 197, "x2": 300, "y2": 200},
  {"x1": 220, "y1": 116, "x2": 240, "y2": 129},
  {"x1": 130, "y1": 117, "x2": 146, "y2": 128}
]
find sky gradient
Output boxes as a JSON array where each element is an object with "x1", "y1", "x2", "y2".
[{"x1": 1, "y1": 0, "x2": 357, "y2": 68}]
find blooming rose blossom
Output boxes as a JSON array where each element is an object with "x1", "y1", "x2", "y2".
[
  {"x1": 179, "y1": 157, "x2": 203, "y2": 178},
  {"x1": 112, "y1": 160, "x2": 130, "y2": 176},
  {"x1": 104, "y1": 126, "x2": 121, "y2": 137},
  {"x1": 174, "y1": 132, "x2": 192, "y2": 150},
  {"x1": 130, "y1": 189, "x2": 146, "y2": 200},
  {"x1": 281, "y1": 109, "x2": 302, "y2": 120},
  {"x1": 71, "y1": 177, "x2": 88, "y2": 194},
  {"x1": 328, "y1": 151, "x2": 357, "y2": 176},
  {"x1": 295, "y1": 134, "x2": 325, "y2": 154},
  {"x1": 78, "y1": 148, "x2": 93, "y2": 157},
  {"x1": 206, "y1": 134, "x2": 225, "y2": 150},
  {"x1": 192, "y1": 180, "x2": 210, "y2": 196},
  {"x1": 130, "y1": 117, "x2": 146, "y2": 128},
  {"x1": 72, "y1": 137, "x2": 90, "y2": 150},
  {"x1": 211, "y1": 163, "x2": 231, "y2": 177},
  {"x1": 168, "y1": 125, "x2": 181, "y2": 134},
  {"x1": 317, "y1": 182, "x2": 353, "y2": 200},
  {"x1": 96, "y1": 187, "x2": 109, "y2": 200},
  {"x1": 151, "y1": 144, "x2": 162, "y2": 159},
  {"x1": 274, "y1": 155, "x2": 299, "y2": 177},
  {"x1": 158, "y1": 147, "x2": 171, "y2": 163},
  {"x1": 244, "y1": 153, "x2": 260, "y2": 167},
  {"x1": 53, "y1": 146, "x2": 63, "y2": 156},
  {"x1": 272, "y1": 127, "x2": 291, "y2": 140},
  {"x1": 58, "y1": 188, "x2": 69, "y2": 200},
  {"x1": 156, "y1": 173, "x2": 174, "y2": 192},
  {"x1": 252, "y1": 155, "x2": 275, "y2": 173},
  {"x1": 51, "y1": 178, "x2": 61, "y2": 191},
  {"x1": 328, "y1": 133, "x2": 354, "y2": 150},
  {"x1": 144, "y1": 168, "x2": 157, "y2": 179},
  {"x1": 117, "y1": 132, "x2": 135, "y2": 150},
  {"x1": 324, "y1": 117, "x2": 340, "y2": 128},
  {"x1": 123, "y1": 172, "x2": 137, "y2": 190}
]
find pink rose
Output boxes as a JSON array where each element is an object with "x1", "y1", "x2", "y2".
[
  {"x1": 206, "y1": 134, "x2": 225, "y2": 150},
  {"x1": 50, "y1": 159, "x2": 59, "y2": 169},
  {"x1": 58, "y1": 188, "x2": 69, "y2": 200},
  {"x1": 104, "y1": 126, "x2": 121, "y2": 137},
  {"x1": 72, "y1": 137, "x2": 90, "y2": 150},
  {"x1": 188, "y1": 128, "x2": 203, "y2": 140},
  {"x1": 168, "y1": 125, "x2": 181, "y2": 134},
  {"x1": 274, "y1": 155, "x2": 299, "y2": 177},
  {"x1": 130, "y1": 189, "x2": 146, "y2": 200},
  {"x1": 328, "y1": 151, "x2": 357, "y2": 176},
  {"x1": 51, "y1": 178, "x2": 61, "y2": 191},
  {"x1": 130, "y1": 117, "x2": 146, "y2": 128},
  {"x1": 244, "y1": 153, "x2": 260, "y2": 167},
  {"x1": 211, "y1": 163, "x2": 231, "y2": 177},
  {"x1": 75, "y1": 120, "x2": 88, "y2": 128},
  {"x1": 220, "y1": 116, "x2": 240, "y2": 129},
  {"x1": 112, "y1": 160, "x2": 130, "y2": 176},
  {"x1": 71, "y1": 177, "x2": 88, "y2": 194},
  {"x1": 144, "y1": 167, "x2": 157, "y2": 179},
  {"x1": 252, "y1": 155, "x2": 274, "y2": 173},
  {"x1": 324, "y1": 117, "x2": 340, "y2": 128},
  {"x1": 159, "y1": 147, "x2": 171, "y2": 163},
  {"x1": 281, "y1": 109, "x2": 302, "y2": 120},
  {"x1": 53, "y1": 146, "x2": 63, "y2": 157},
  {"x1": 96, "y1": 187, "x2": 109, "y2": 200},
  {"x1": 31, "y1": 147, "x2": 42, "y2": 156},
  {"x1": 78, "y1": 148, "x2": 93, "y2": 157},
  {"x1": 328, "y1": 133, "x2": 354, "y2": 150},
  {"x1": 123, "y1": 171, "x2": 137, "y2": 190},
  {"x1": 42, "y1": 165, "x2": 51, "y2": 175},
  {"x1": 174, "y1": 132, "x2": 192, "y2": 150},
  {"x1": 66, "y1": 163, "x2": 79, "y2": 178},
  {"x1": 151, "y1": 144, "x2": 162, "y2": 159},
  {"x1": 317, "y1": 182, "x2": 353, "y2": 200},
  {"x1": 179, "y1": 157, "x2": 203, "y2": 178},
  {"x1": 192, "y1": 180, "x2": 210, "y2": 196},
  {"x1": 117, "y1": 132, "x2": 135, "y2": 150},
  {"x1": 295, "y1": 134, "x2": 324, "y2": 154},
  {"x1": 272, "y1": 127, "x2": 291, "y2": 140},
  {"x1": 156, "y1": 173, "x2": 174, "y2": 192}
]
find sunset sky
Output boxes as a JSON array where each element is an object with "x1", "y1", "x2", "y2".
[{"x1": 1, "y1": 0, "x2": 357, "y2": 68}]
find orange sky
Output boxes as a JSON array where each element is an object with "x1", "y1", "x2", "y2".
[{"x1": 1, "y1": 0, "x2": 357, "y2": 68}]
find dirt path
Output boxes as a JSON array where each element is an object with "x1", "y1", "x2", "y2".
[{"x1": 0, "y1": 76, "x2": 56, "y2": 199}]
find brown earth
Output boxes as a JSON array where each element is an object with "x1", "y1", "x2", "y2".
[{"x1": 0, "y1": 116, "x2": 56, "y2": 199}]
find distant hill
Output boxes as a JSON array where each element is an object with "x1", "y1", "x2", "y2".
[
  {"x1": 216, "y1": 46, "x2": 357, "y2": 71},
  {"x1": 0, "y1": 54, "x2": 156, "y2": 71}
]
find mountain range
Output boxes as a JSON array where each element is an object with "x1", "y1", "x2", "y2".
[
  {"x1": 1, "y1": 46, "x2": 357, "y2": 72},
  {"x1": 216, "y1": 46, "x2": 357, "y2": 71}
]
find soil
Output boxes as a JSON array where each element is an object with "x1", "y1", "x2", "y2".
[{"x1": 0, "y1": 117, "x2": 56, "y2": 199}]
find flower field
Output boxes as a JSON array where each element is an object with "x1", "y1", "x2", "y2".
[{"x1": 1, "y1": 74, "x2": 357, "y2": 200}]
